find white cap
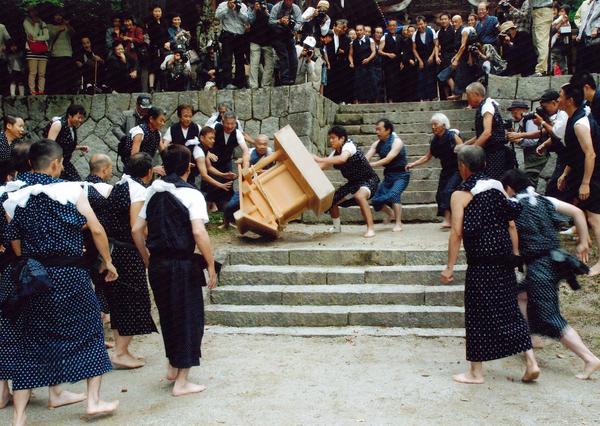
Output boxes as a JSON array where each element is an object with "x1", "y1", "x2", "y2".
[{"x1": 303, "y1": 36, "x2": 317, "y2": 49}]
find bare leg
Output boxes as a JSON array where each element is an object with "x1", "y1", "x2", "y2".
[
  {"x1": 521, "y1": 349, "x2": 540, "y2": 382},
  {"x1": 560, "y1": 326, "x2": 600, "y2": 379},
  {"x1": 0, "y1": 380, "x2": 10, "y2": 409},
  {"x1": 172, "y1": 368, "x2": 207, "y2": 397},
  {"x1": 47, "y1": 385, "x2": 85, "y2": 409},
  {"x1": 111, "y1": 330, "x2": 145, "y2": 369},
  {"x1": 149, "y1": 73, "x2": 155, "y2": 90},
  {"x1": 166, "y1": 363, "x2": 178, "y2": 381},
  {"x1": 440, "y1": 210, "x2": 451, "y2": 228},
  {"x1": 392, "y1": 203, "x2": 402, "y2": 232},
  {"x1": 586, "y1": 211, "x2": 600, "y2": 276},
  {"x1": 12, "y1": 389, "x2": 31, "y2": 426},
  {"x1": 517, "y1": 291, "x2": 528, "y2": 320},
  {"x1": 453, "y1": 362, "x2": 484, "y2": 384},
  {"x1": 355, "y1": 189, "x2": 375, "y2": 238},
  {"x1": 381, "y1": 205, "x2": 394, "y2": 224},
  {"x1": 85, "y1": 375, "x2": 119, "y2": 417}
]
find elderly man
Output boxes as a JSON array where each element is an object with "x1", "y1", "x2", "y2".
[
  {"x1": 464, "y1": 82, "x2": 515, "y2": 179},
  {"x1": 475, "y1": 3, "x2": 499, "y2": 46},
  {"x1": 441, "y1": 145, "x2": 540, "y2": 385}
]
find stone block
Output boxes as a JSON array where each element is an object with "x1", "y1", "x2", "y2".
[
  {"x1": 103, "y1": 129, "x2": 120, "y2": 152},
  {"x1": 287, "y1": 112, "x2": 312, "y2": 137},
  {"x1": 252, "y1": 87, "x2": 270, "y2": 119},
  {"x1": 243, "y1": 119, "x2": 261, "y2": 138},
  {"x1": 90, "y1": 94, "x2": 106, "y2": 121},
  {"x1": 270, "y1": 86, "x2": 289, "y2": 116},
  {"x1": 549, "y1": 75, "x2": 571, "y2": 91},
  {"x1": 198, "y1": 90, "x2": 216, "y2": 116},
  {"x1": 216, "y1": 90, "x2": 234, "y2": 109},
  {"x1": 95, "y1": 117, "x2": 112, "y2": 140},
  {"x1": 326, "y1": 271, "x2": 364, "y2": 284},
  {"x1": 106, "y1": 94, "x2": 132, "y2": 123},
  {"x1": 289, "y1": 84, "x2": 310, "y2": 114},
  {"x1": 488, "y1": 75, "x2": 518, "y2": 99},
  {"x1": 260, "y1": 116, "x2": 280, "y2": 137},
  {"x1": 192, "y1": 112, "x2": 210, "y2": 126},
  {"x1": 72, "y1": 94, "x2": 92, "y2": 115},
  {"x1": 27, "y1": 96, "x2": 47, "y2": 121},
  {"x1": 233, "y1": 89, "x2": 252, "y2": 120},
  {"x1": 278, "y1": 116, "x2": 289, "y2": 129},
  {"x1": 516, "y1": 76, "x2": 551, "y2": 101},
  {"x1": 178, "y1": 91, "x2": 199, "y2": 111},
  {"x1": 4, "y1": 96, "x2": 30, "y2": 119},
  {"x1": 72, "y1": 152, "x2": 90, "y2": 177},
  {"x1": 229, "y1": 250, "x2": 289, "y2": 265},
  {"x1": 211, "y1": 289, "x2": 283, "y2": 305},
  {"x1": 82, "y1": 133, "x2": 107, "y2": 156},
  {"x1": 152, "y1": 92, "x2": 179, "y2": 116},
  {"x1": 77, "y1": 119, "x2": 96, "y2": 141}
]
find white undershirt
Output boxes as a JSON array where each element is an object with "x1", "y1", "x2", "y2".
[
  {"x1": 329, "y1": 141, "x2": 357, "y2": 158},
  {"x1": 481, "y1": 98, "x2": 499, "y2": 116},
  {"x1": 162, "y1": 125, "x2": 189, "y2": 143},
  {"x1": 130, "y1": 125, "x2": 161, "y2": 140}
]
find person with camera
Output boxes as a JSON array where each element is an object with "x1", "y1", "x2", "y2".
[
  {"x1": 269, "y1": 0, "x2": 303, "y2": 86},
  {"x1": 160, "y1": 45, "x2": 192, "y2": 91},
  {"x1": 248, "y1": 0, "x2": 275, "y2": 89},
  {"x1": 296, "y1": 36, "x2": 321, "y2": 84},
  {"x1": 301, "y1": 0, "x2": 331, "y2": 40},
  {"x1": 498, "y1": 20, "x2": 537, "y2": 76},
  {"x1": 216, "y1": 0, "x2": 250, "y2": 89},
  {"x1": 349, "y1": 24, "x2": 376, "y2": 104}
]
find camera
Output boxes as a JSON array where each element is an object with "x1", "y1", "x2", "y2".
[
  {"x1": 287, "y1": 15, "x2": 297, "y2": 29},
  {"x1": 468, "y1": 44, "x2": 479, "y2": 54},
  {"x1": 523, "y1": 106, "x2": 550, "y2": 123}
]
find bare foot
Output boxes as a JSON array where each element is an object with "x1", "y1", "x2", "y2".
[
  {"x1": 172, "y1": 382, "x2": 207, "y2": 397},
  {"x1": 393, "y1": 225, "x2": 403, "y2": 232},
  {"x1": 439, "y1": 222, "x2": 451, "y2": 229},
  {"x1": 576, "y1": 358, "x2": 600, "y2": 380},
  {"x1": 522, "y1": 366, "x2": 541, "y2": 383},
  {"x1": 83, "y1": 399, "x2": 119, "y2": 420},
  {"x1": 111, "y1": 353, "x2": 145, "y2": 369},
  {"x1": 166, "y1": 364, "x2": 178, "y2": 381},
  {"x1": 383, "y1": 215, "x2": 395, "y2": 225},
  {"x1": 531, "y1": 335, "x2": 545, "y2": 349},
  {"x1": 364, "y1": 229, "x2": 375, "y2": 238},
  {"x1": 48, "y1": 390, "x2": 86, "y2": 409},
  {"x1": 104, "y1": 341, "x2": 114, "y2": 349},
  {"x1": 452, "y1": 372, "x2": 484, "y2": 384},
  {"x1": 588, "y1": 263, "x2": 600, "y2": 277}
]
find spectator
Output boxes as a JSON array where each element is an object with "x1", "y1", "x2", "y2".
[
  {"x1": 270, "y1": 0, "x2": 303, "y2": 86},
  {"x1": 105, "y1": 41, "x2": 138, "y2": 93},
  {"x1": 324, "y1": 19, "x2": 351, "y2": 103},
  {"x1": 302, "y1": 0, "x2": 331, "y2": 39},
  {"x1": 550, "y1": 4, "x2": 571, "y2": 75},
  {"x1": 575, "y1": 0, "x2": 593, "y2": 28},
  {"x1": 0, "y1": 22, "x2": 10, "y2": 94},
  {"x1": 112, "y1": 94, "x2": 152, "y2": 150},
  {"x1": 499, "y1": 20, "x2": 537, "y2": 76},
  {"x1": 447, "y1": 15, "x2": 474, "y2": 99},
  {"x1": 167, "y1": 12, "x2": 192, "y2": 51},
  {"x1": 413, "y1": 15, "x2": 439, "y2": 101},
  {"x1": 371, "y1": 26, "x2": 384, "y2": 102},
  {"x1": 216, "y1": 0, "x2": 250, "y2": 89},
  {"x1": 364, "y1": 26, "x2": 372, "y2": 37},
  {"x1": 348, "y1": 28, "x2": 357, "y2": 42},
  {"x1": 507, "y1": 0, "x2": 532, "y2": 34},
  {"x1": 146, "y1": 5, "x2": 169, "y2": 93},
  {"x1": 106, "y1": 15, "x2": 123, "y2": 50},
  {"x1": 475, "y1": 2, "x2": 500, "y2": 46},
  {"x1": 576, "y1": 0, "x2": 600, "y2": 73},
  {"x1": 400, "y1": 24, "x2": 418, "y2": 102},
  {"x1": 328, "y1": 0, "x2": 356, "y2": 27},
  {"x1": 319, "y1": 30, "x2": 333, "y2": 95},
  {"x1": 437, "y1": 12, "x2": 456, "y2": 98},
  {"x1": 122, "y1": 16, "x2": 145, "y2": 63},
  {"x1": 6, "y1": 39, "x2": 26, "y2": 97},
  {"x1": 530, "y1": 0, "x2": 554, "y2": 75},
  {"x1": 160, "y1": 46, "x2": 192, "y2": 91},
  {"x1": 74, "y1": 36, "x2": 105, "y2": 94},
  {"x1": 47, "y1": 10, "x2": 75, "y2": 94},
  {"x1": 197, "y1": 40, "x2": 221, "y2": 90},
  {"x1": 248, "y1": 0, "x2": 275, "y2": 89},
  {"x1": 349, "y1": 25, "x2": 376, "y2": 103},
  {"x1": 379, "y1": 19, "x2": 401, "y2": 103},
  {"x1": 296, "y1": 35, "x2": 321, "y2": 84},
  {"x1": 23, "y1": 6, "x2": 49, "y2": 95},
  {"x1": 195, "y1": 0, "x2": 221, "y2": 57}
]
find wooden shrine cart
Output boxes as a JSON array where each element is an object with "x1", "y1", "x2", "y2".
[{"x1": 233, "y1": 125, "x2": 334, "y2": 237}]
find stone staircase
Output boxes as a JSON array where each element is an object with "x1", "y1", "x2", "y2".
[
  {"x1": 206, "y1": 240, "x2": 466, "y2": 337},
  {"x1": 301, "y1": 100, "x2": 475, "y2": 224}
]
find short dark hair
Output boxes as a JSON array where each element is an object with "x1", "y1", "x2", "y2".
[
  {"x1": 67, "y1": 104, "x2": 86, "y2": 118},
  {"x1": 29, "y1": 139, "x2": 63, "y2": 171},
  {"x1": 377, "y1": 118, "x2": 394, "y2": 132},
  {"x1": 127, "y1": 152, "x2": 153, "y2": 178},
  {"x1": 3, "y1": 115, "x2": 21, "y2": 130},
  {"x1": 327, "y1": 125, "x2": 348, "y2": 143},
  {"x1": 112, "y1": 40, "x2": 124, "y2": 49},
  {"x1": 501, "y1": 169, "x2": 530, "y2": 193},
  {"x1": 162, "y1": 144, "x2": 191, "y2": 176},
  {"x1": 416, "y1": 15, "x2": 426, "y2": 23},
  {"x1": 200, "y1": 126, "x2": 215, "y2": 137},
  {"x1": 147, "y1": 106, "x2": 166, "y2": 121},
  {"x1": 570, "y1": 72, "x2": 597, "y2": 90},
  {"x1": 559, "y1": 4, "x2": 571, "y2": 13},
  {"x1": 123, "y1": 15, "x2": 135, "y2": 23},
  {"x1": 457, "y1": 145, "x2": 486, "y2": 173},
  {"x1": 177, "y1": 104, "x2": 194, "y2": 117},
  {"x1": 439, "y1": 12, "x2": 451, "y2": 19},
  {"x1": 171, "y1": 11, "x2": 182, "y2": 20},
  {"x1": 562, "y1": 83, "x2": 585, "y2": 106},
  {"x1": 12, "y1": 140, "x2": 34, "y2": 174}
]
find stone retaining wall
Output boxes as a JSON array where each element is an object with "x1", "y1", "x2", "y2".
[{"x1": 0, "y1": 82, "x2": 338, "y2": 178}]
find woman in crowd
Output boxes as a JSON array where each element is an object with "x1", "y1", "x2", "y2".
[
  {"x1": 105, "y1": 41, "x2": 138, "y2": 93},
  {"x1": 106, "y1": 15, "x2": 123, "y2": 50},
  {"x1": 23, "y1": 5, "x2": 49, "y2": 95},
  {"x1": 407, "y1": 113, "x2": 463, "y2": 229},
  {"x1": 146, "y1": 5, "x2": 169, "y2": 93}
]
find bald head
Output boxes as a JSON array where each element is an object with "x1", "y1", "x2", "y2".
[
  {"x1": 452, "y1": 15, "x2": 463, "y2": 29},
  {"x1": 89, "y1": 153, "x2": 113, "y2": 181},
  {"x1": 254, "y1": 135, "x2": 270, "y2": 156}
]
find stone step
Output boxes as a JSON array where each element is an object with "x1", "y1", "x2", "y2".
[
  {"x1": 337, "y1": 100, "x2": 468, "y2": 113},
  {"x1": 205, "y1": 304, "x2": 465, "y2": 328},
  {"x1": 342, "y1": 120, "x2": 475, "y2": 135},
  {"x1": 335, "y1": 109, "x2": 476, "y2": 126},
  {"x1": 301, "y1": 204, "x2": 440, "y2": 223},
  {"x1": 210, "y1": 284, "x2": 464, "y2": 307},
  {"x1": 218, "y1": 264, "x2": 465, "y2": 286},
  {"x1": 205, "y1": 325, "x2": 465, "y2": 337},
  {"x1": 227, "y1": 247, "x2": 462, "y2": 266},
  {"x1": 350, "y1": 132, "x2": 475, "y2": 146},
  {"x1": 324, "y1": 168, "x2": 441, "y2": 182}
]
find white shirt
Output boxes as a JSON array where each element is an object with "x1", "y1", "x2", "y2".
[
  {"x1": 480, "y1": 98, "x2": 499, "y2": 116},
  {"x1": 129, "y1": 125, "x2": 161, "y2": 140},
  {"x1": 412, "y1": 26, "x2": 438, "y2": 44},
  {"x1": 334, "y1": 33, "x2": 339, "y2": 52},
  {"x1": 223, "y1": 128, "x2": 246, "y2": 149},
  {"x1": 163, "y1": 125, "x2": 189, "y2": 143},
  {"x1": 160, "y1": 54, "x2": 192, "y2": 73},
  {"x1": 575, "y1": 115, "x2": 591, "y2": 130},
  {"x1": 329, "y1": 141, "x2": 357, "y2": 158},
  {"x1": 550, "y1": 110, "x2": 569, "y2": 141},
  {"x1": 205, "y1": 112, "x2": 243, "y2": 131},
  {"x1": 140, "y1": 181, "x2": 209, "y2": 223}
]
